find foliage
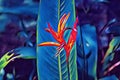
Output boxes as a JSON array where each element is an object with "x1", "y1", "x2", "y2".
[{"x1": 0, "y1": 0, "x2": 120, "y2": 80}]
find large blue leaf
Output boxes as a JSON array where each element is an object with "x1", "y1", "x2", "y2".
[
  {"x1": 37, "y1": 0, "x2": 78, "y2": 80},
  {"x1": 76, "y1": 24, "x2": 98, "y2": 80}
]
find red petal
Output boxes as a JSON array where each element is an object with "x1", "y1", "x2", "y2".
[
  {"x1": 67, "y1": 17, "x2": 78, "y2": 50},
  {"x1": 65, "y1": 17, "x2": 79, "y2": 61},
  {"x1": 61, "y1": 13, "x2": 70, "y2": 32},
  {"x1": 45, "y1": 28, "x2": 50, "y2": 32},
  {"x1": 47, "y1": 23, "x2": 58, "y2": 39}
]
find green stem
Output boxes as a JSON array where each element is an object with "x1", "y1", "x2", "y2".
[{"x1": 58, "y1": 55, "x2": 62, "y2": 80}]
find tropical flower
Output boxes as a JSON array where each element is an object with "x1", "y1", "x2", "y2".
[{"x1": 38, "y1": 13, "x2": 78, "y2": 62}]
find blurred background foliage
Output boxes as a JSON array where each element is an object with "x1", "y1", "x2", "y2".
[{"x1": 0, "y1": 0, "x2": 39, "y2": 80}]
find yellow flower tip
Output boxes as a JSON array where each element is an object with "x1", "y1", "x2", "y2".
[
  {"x1": 61, "y1": 13, "x2": 70, "y2": 31},
  {"x1": 58, "y1": 13, "x2": 67, "y2": 32}
]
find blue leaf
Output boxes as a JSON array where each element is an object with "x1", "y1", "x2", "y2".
[
  {"x1": 0, "y1": 4, "x2": 39, "y2": 17},
  {"x1": 14, "y1": 47, "x2": 36, "y2": 59},
  {"x1": 99, "y1": 75, "x2": 118, "y2": 80},
  {"x1": 105, "y1": 25, "x2": 120, "y2": 35},
  {"x1": 76, "y1": 24, "x2": 98, "y2": 80}
]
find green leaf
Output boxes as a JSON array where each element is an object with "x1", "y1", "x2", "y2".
[
  {"x1": 0, "y1": 51, "x2": 20, "y2": 70},
  {"x1": 102, "y1": 37, "x2": 120, "y2": 71},
  {"x1": 0, "y1": 47, "x2": 36, "y2": 71}
]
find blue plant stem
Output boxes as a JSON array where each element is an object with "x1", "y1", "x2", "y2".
[{"x1": 79, "y1": 25, "x2": 87, "y2": 80}]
